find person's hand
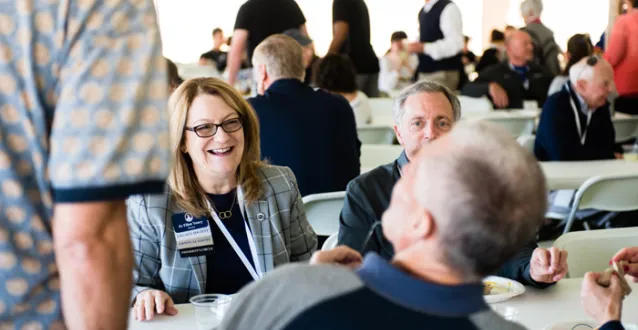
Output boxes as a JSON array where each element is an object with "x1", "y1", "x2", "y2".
[
  {"x1": 611, "y1": 247, "x2": 638, "y2": 282},
  {"x1": 133, "y1": 290, "x2": 179, "y2": 321},
  {"x1": 406, "y1": 42, "x2": 425, "y2": 54},
  {"x1": 530, "y1": 247, "x2": 568, "y2": 283},
  {"x1": 310, "y1": 246, "x2": 363, "y2": 269},
  {"x1": 615, "y1": 152, "x2": 624, "y2": 160},
  {"x1": 488, "y1": 82, "x2": 509, "y2": 108},
  {"x1": 581, "y1": 272, "x2": 624, "y2": 325}
]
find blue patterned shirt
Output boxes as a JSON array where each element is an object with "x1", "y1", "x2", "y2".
[{"x1": 0, "y1": 0, "x2": 170, "y2": 327}]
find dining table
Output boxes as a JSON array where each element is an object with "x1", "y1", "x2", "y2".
[{"x1": 127, "y1": 278, "x2": 638, "y2": 330}]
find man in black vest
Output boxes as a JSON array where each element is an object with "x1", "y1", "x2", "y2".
[{"x1": 407, "y1": 0, "x2": 464, "y2": 91}]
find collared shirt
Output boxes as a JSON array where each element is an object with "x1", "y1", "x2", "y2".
[
  {"x1": 356, "y1": 254, "x2": 487, "y2": 316},
  {"x1": 218, "y1": 253, "x2": 527, "y2": 330},
  {"x1": 509, "y1": 62, "x2": 530, "y2": 89},
  {"x1": 0, "y1": 0, "x2": 170, "y2": 326},
  {"x1": 421, "y1": 0, "x2": 464, "y2": 61}
]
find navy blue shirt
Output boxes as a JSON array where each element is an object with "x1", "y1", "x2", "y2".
[
  {"x1": 535, "y1": 82, "x2": 617, "y2": 161},
  {"x1": 206, "y1": 190, "x2": 255, "y2": 294},
  {"x1": 249, "y1": 79, "x2": 361, "y2": 196}
]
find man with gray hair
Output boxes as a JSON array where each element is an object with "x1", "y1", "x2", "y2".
[
  {"x1": 535, "y1": 56, "x2": 620, "y2": 161},
  {"x1": 520, "y1": 0, "x2": 561, "y2": 76},
  {"x1": 219, "y1": 121, "x2": 549, "y2": 330},
  {"x1": 339, "y1": 80, "x2": 567, "y2": 287},
  {"x1": 248, "y1": 34, "x2": 360, "y2": 196}
]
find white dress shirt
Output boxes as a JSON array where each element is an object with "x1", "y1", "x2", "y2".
[
  {"x1": 349, "y1": 91, "x2": 373, "y2": 126},
  {"x1": 421, "y1": 0, "x2": 464, "y2": 61}
]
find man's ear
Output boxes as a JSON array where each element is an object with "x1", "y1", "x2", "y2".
[
  {"x1": 575, "y1": 79, "x2": 588, "y2": 93},
  {"x1": 411, "y1": 208, "x2": 436, "y2": 240},
  {"x1": 394, "y1": 124, "x2": 404, "y2": 147}
]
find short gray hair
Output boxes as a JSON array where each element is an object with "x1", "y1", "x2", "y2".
[
  {"x1": 392, "y1": 80, "x2": 461, "y2": 125},
  {"x1": 252, "y1": 34, "x2": 305, "y2": 81},
  {"x1": 414, "y1": 121, "x2": 547, "y2": 281},
  {"x1": 520, "y1": 0, "x2": 543, "y2": 18}
]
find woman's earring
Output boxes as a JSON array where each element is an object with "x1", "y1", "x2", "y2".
[{"x1": 180, "y1": 146, "x2": 187, "y2": 153}]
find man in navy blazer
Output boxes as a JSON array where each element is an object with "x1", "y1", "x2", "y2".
[
  {"x1": 535, "y1": 56, "x2": 620, "y2": 161},
  {"x1": 248, "y1": 34, "x2": 361, "y2": 197}
]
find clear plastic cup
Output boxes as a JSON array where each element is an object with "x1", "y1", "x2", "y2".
[{"x1": 190, "y1": 294, "x2": 233, "y2": 330}]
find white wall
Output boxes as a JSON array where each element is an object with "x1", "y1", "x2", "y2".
[{"x1": 156, "y1": 0, "x2": 608, "y2": 64}]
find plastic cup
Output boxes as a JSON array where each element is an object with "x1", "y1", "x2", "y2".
[{"x1": 190, "y1": 294, "x2": 233, "y2": 330}]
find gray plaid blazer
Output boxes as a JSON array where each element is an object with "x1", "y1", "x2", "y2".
[{"x1": 127, "y1": 165, "x2": 318, "y2": 304}]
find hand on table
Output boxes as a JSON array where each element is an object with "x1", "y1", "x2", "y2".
[
  {"x1": 581, "y1": 272, "x2": 624, "y2": 325},
  {"x1": 488, "y1": 82, "x2": 509, "y2": 108},
  {"x1": 134, "y1": 289, "x2": 179, "y2": 321},
  {"x1": 530, "y1": 247, "x2": 568, "y2": 283},
  {"x1": 611, "y1": 247, "x2": 638, "y2": 282},
  {"x1": 310, "y1": 245, "x2": 363, "y2": 269},
  {"x1": 615, "y1": 152, "x2": 624, "y2": 160}
]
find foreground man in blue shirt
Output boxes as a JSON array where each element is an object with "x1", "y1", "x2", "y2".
[{"x1": 219, "y1": 121, "x2": 549, "y2": 330}]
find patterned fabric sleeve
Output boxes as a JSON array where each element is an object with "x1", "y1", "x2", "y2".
[
  {"x1": 284, "y1": 167, "x2": 317, "y2": 262},
  {"x1": 48, "y1": 0, "x2": 170, "y2": 202},
  {"x1": 127, "y1": 195, "x2": 163, "y2": 304}
]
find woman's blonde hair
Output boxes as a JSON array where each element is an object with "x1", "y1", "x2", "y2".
[{"x1": 167, "y1": 77, "x2": 264, "y2": 217}]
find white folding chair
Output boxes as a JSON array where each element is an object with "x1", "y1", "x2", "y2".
[
  {"x1": 554, "y1": 227, "x2": 638, "y2": 278},
  {"x1": 481, "y1": 116, "x2": 535, "y2": 137},
  {"x1": 457, "y1": 95, "x2": 493, "y2": 113},
  {"x1": 368, "y1": 98, "x2": 394, "y2": 117},
  {"x1": 302, "y1": 191, "x2": 346, "y2": 237},
  {"x1": 612, "y1": 117, "x2": 638, "y2": 143},
  {"x1": 177, "y1": 63, "x2": 220, "y2": 80},
  {"x1": 357, "y1": 125, "x2": 395, "y2": 144},
  {"x1": 360, "y1": 145, "x2": 403, "y2": 169},
  {"x1": 516, "y1": 135, "x2": 535, "y2": 153},
  {"x1": 321, "y1": 232, "x2": 339, "y2": 251},
  {"x1": 562, "y1": 174, "x2": 638, "y2": 234}
]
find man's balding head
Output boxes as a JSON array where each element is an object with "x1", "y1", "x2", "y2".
[
  {"x1": 569, "y1": 56, "x2": 614, "y2": 109},
  {"x1": 506, "y1": 30, "x2": 534, "y2": 66},
  {"x1": 382, "y1": 121, "x2": 546, "y2": 281}
]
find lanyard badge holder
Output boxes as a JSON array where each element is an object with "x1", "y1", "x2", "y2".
[
  {"x1": 207, "y1": 200, "x2": 262, "y2": 281},
  {"x1": 566, "y1": 83, "x2": 592, "y2": 145}
]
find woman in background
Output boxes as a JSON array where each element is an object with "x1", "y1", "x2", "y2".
[
  {"x1": 378, "y1": 31, "x2": 418, "y2": 95},
  {"x1": 315, "y1": 54, "x2": 373, "y2": 126},
  {"x1": 547, "y1": 34, "x2": 593, "y2": 96},
  {"x1": 605, "y1": 0, "x2": 638, "y2": 115}
]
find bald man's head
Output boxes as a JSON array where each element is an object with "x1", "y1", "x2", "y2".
[
  {"x1": 506, "y1": 30, "x2": 534, "y2": 66},
  {"x1": 570, "y1": 57, "x2": 614, "y2": 109}
]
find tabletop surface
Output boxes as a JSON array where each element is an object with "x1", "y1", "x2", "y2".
[{"x1": 128, "y1": 278, "x2": 638, "y2": 330}]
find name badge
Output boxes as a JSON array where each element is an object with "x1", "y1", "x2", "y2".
[{"x1": 171, "y1": 213, "x2": 214, "y2": 258}]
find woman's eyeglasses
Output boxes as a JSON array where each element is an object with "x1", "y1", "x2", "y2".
[{"x1": 185, "y1": 117, "x2": 243, "y2": 138}]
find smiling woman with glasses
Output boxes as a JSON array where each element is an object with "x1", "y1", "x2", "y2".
[{"x1": 126, "y1": 77, "x2": 317, "y2": 322}]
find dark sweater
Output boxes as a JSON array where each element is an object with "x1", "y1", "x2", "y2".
[
  {"x1": 535, "y1": 83, "x2": 617, "y2": 161},
  {"x1": 249, "y1": 79, "x2": 361, "y2": 196},
  {"x1": 462, "y1": 61, "x2": 553, "y2": 109}
]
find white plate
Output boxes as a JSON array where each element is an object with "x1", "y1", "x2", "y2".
[
  {"x1": 483, "y1": 276, "x2": 525, "y2": 303},
  {"x1": 543, "y1": 320, "x2": 637, "y2": 330}
]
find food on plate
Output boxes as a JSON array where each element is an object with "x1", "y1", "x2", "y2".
[{"x1": 483, "y1": 282, "x2": 495, "y2": 295}]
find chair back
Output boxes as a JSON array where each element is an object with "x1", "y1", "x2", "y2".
[
  {"x1": 360, "y1": 145, "x2": 403, "y2": 169},
  {"x1": 357, "y1": 125, "x2": 395, "y2": 144},
  {"x1": 516, "y1": 134, "x2": 536, "y2": 153},
  {"x1": 612, "y1": 117, "x2": 638, "y2": 143},
  {"x1": 369, "y1": 98, "x2": 394, "y2": 117},
  {"x1": 562, "y1": 174, "x2": 638, "y2": 233},
  {"x1": 321, "y1": 232, "x2": 339, "y2": 251},
  {"x1": 302, "y1": 191, "x2": 346, "y2": 236},
  {"x1": 554, "y1": 227, "x2": 638, "y2": 278}
]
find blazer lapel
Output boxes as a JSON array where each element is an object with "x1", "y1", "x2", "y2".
[{"x1": 238, "y1": 187, "x2": 274, "y2": 275}]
